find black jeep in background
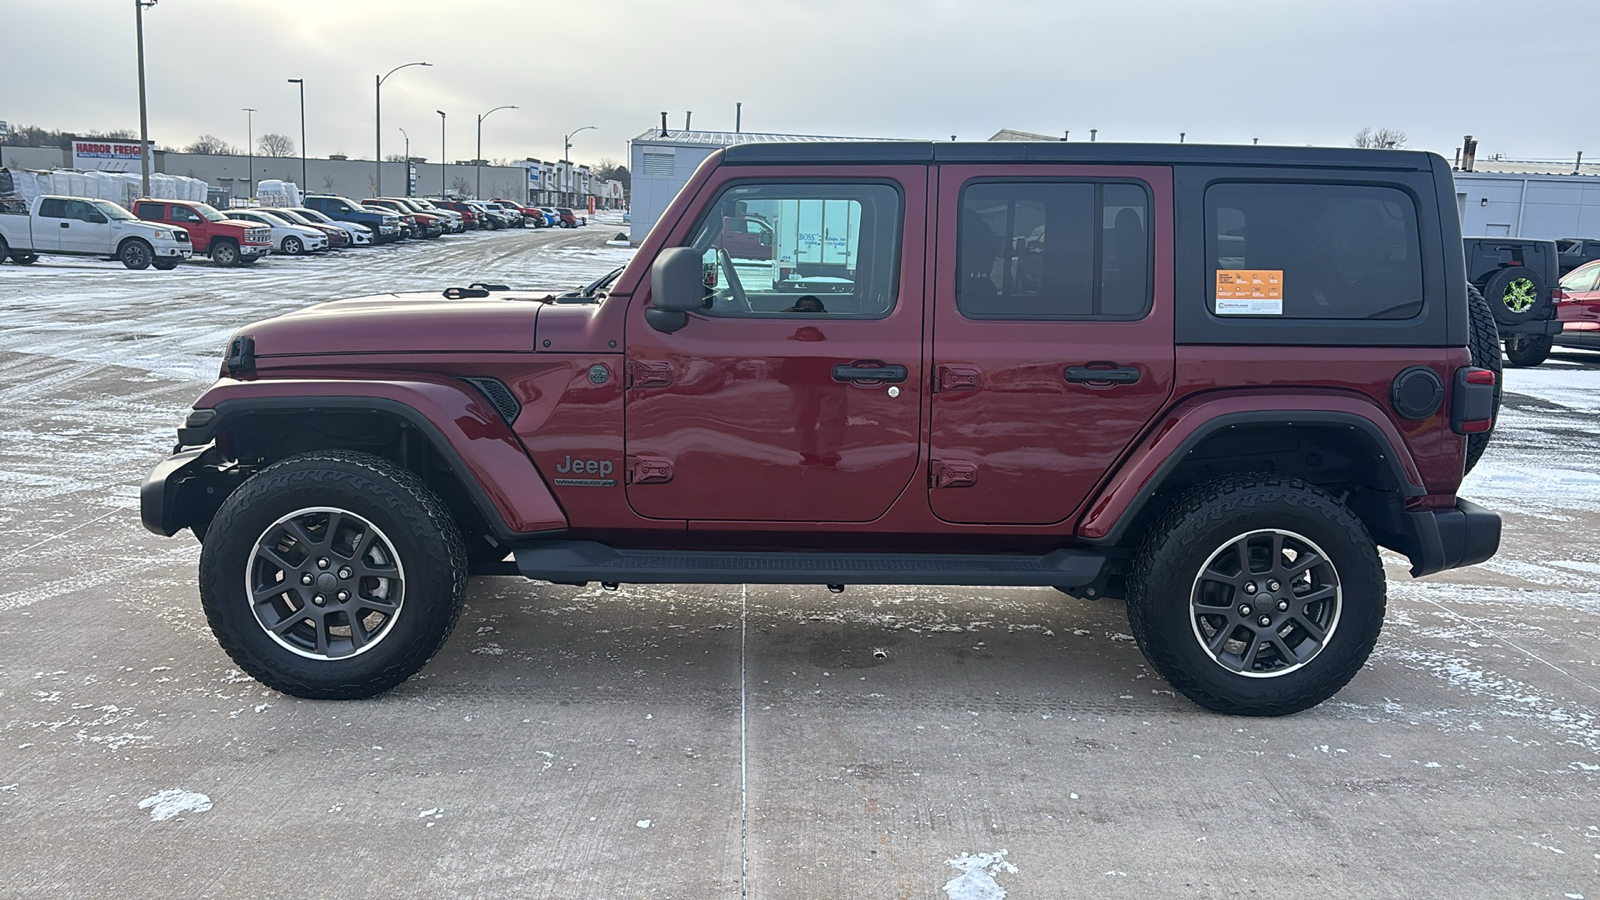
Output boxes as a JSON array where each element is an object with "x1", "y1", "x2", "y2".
[
  {"x1": 1463, "y1": 237, "x2": 1563, "y2": 366},
  {"x1": 1557, "y1": 238, "x2": 1600, "y2": 276}
]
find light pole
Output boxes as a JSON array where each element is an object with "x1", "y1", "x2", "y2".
[
  {"x1": 243, "y1": 107, "x2": 256, "y2": 200},
  {"x1": 397, "y1": 127, "x2": 410, "y2": 197},
  {"x1": 375, "y1": 61, "x2": 430, "y2": 196},
  {"x1": 134, "y1": 0, "x2": 157, "y2": 197},
  {"x1": 476, "y1": 104, "x2": 517, "y2": 199},
  {"x1": 287, "y1": 78, "x2": 306, "y2": 189},
  {"x1": 437, "y1": 110, "x2": 447, "y2": 198},
  {"x1": 563, "y1": 126, "x2": 595, "y2": 206}
]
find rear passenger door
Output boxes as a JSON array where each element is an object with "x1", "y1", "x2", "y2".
[{"x1": 928, "y1": 166, "x2": 1174, "y2": 525}]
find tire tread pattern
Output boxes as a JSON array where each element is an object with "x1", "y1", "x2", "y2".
[{"x1": 1464, "y1": 284, "x2": 1502, "y2": 475}]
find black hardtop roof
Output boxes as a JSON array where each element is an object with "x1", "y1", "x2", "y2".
[{"x1": 720, "y1": 140, "x2": 1437, "y2": 171}]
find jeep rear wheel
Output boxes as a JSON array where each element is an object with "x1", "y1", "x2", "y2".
[
  {"x1": 1504, "y1": 333, "x2": 1552, "y2": 368},
  {"x1": 1126, "y1": 474, "x2": 1385, "y2": 716},
  {"x1": 1464, "y1": 284, "x2": 1503, "y2": 475},
  {"x1": 199, "y1": 451, "x2": 467, "y2": 699}
]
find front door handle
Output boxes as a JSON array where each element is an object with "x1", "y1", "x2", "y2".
[
  {"x1": 1065, "y1": 365, "x2": 1141, "y2": 385},
  {"x1": 60, "y1": 222, "x2": 70, "y2": 228},
  {"x1": 832, "y1": 361, "x2": 908, "y2": 384}
]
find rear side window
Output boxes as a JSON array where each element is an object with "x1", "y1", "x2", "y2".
[
  {"x1": 38, "y1": 199, "x2": 68, "y2": 218},
  {"x1": 957, "y1": 181, "x2": 1151, "y2": 320},
  {"x1": 1205, "y1": 183, "x2": 1423, "y2": 320}
]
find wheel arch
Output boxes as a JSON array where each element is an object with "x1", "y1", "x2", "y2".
[
  {"x1": 117, "y1": 235, "x2": 152, "y2": 255},
  {"x1": 164, "y1": 379, "x2": 567, "y2": 544},
  {"x1": 1079, "y1": 400, "x2": 1425, "y2": 556}
]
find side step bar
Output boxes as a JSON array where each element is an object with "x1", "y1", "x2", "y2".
[{"x1": 512, "y1": 540, "x2": 1106, "y2": 588}]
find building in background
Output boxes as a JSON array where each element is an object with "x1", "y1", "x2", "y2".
[
  {"x1": 628, "y1": 128, "x2": 880, "y2": 243},
  {"x1": 1453, "y1": 161, "x2": 1600, "y2": 239}
]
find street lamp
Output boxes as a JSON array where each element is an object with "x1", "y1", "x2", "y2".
[
  {"x1": 397, "y1": 127, "x2": 410, "y2": 197},
  {"x1": 243, "y1": 107, "x2": 256, "y2": 200},
  {"x1": 287, "y1": 78, "x2": 306, "y2": 189},
  {"x1": 476, "y1": 104, "x2": 517, "y2": 199},
  {"x1": 134, "y1": 0, "x2": 158, "y2": 198},
  {"x1": 437, "y1": 110, "x2": 446, "y2": 199},
  {"x1": 563, "y1": 125, "x2": 596, "y2": 164},
  {"x1": 375, "y1": 61, "x2": 430, "y2": 196}
]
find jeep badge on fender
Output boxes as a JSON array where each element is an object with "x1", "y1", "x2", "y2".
[{"x1": 141, "y1": 140, "x2": 1501, "y2": 715}]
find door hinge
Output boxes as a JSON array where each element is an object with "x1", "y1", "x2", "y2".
[
  {"x1": 935, "y1": 364, "x2": 980, "y2": 393},
  {"x1": 628, "y1": 360, "x2": 673, "y2": 389},
  {"x1": 930, "y1": 459, "x2": 977, "y2": 489},
  {"x1": 626, "y1": 455, "x2": 674, "y2": 485}
]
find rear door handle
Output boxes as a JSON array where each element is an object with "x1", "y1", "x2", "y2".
[
  {"x1": 833, "y1": 361, "x2": 908, "y2": 384},
  {"x1": 1065, "y1": 365, "x2": 1141, "y2": 385}
]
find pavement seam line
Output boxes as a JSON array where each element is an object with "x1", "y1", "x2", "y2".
[
  {"x1": 0, "y1": 504, "x2": 130, "y2": 567},
  {"x1": 1422, "y1": 596, "x2": 1600, "y2": 697},
  {"x1": 740, "y1": 582, "x2": 749, "y2": 898}
]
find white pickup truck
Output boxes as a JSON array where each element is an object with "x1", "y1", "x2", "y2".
[{"x1": 0, "y1": 195, "x2": 193, "y2": 269}]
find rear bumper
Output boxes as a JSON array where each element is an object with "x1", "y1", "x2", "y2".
[
  {"x1": 1500, "y1": 318, "x2": 1563, "y2": 336},
  {"x1": 1396, "y1": 498, "x2": 1501, "y2": 577}
]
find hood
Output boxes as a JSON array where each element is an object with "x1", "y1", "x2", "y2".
[{"x1": 240, "y1": 289, "x2": 573, "y2": 358}]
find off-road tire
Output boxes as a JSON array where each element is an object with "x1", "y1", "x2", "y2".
[
  {"x1": 0, "y1": 236, "x2": 9, "y2": 262},
  {"x1": 1480, "y1": 265, "x2": 1548, "y2": 326},
  {"x1": 199, "y1": 451, "x2": 468, "y2": 700},
  {"x1": 1504, "y1": 333, "x2": 1553, "y2": 368},
  {"x1": 1126, "y1": 474, "x2": 1386, "y2": 716},
  {"x1": 210, "y1": 240, "x2": 239, "y2": 267},
  {"x1": 119, "y1": 238, "x2": 153, "y2": 270},
  {"x1": 1465, "y1": 284, "x2": 1502, "y2": 475}
]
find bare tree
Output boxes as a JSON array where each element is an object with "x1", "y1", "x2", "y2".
[
  {"x1": 258, "y1": 133, "x2": 296, "y2": 158},
  {"x1": 1353, "y1": 127, "x2": 1408, "y2": 150},
  {"x1": 321, "y1": 174, "x2": 336, "y2": 191},
  {"x1": 385, "y1": 153, "x2": 409, "y2": 162},
  {"x1": 451, "y1": 175, "x2": 473, "y2": 196},
  {"x1": 185, "y1": 134, "x2": 238, "y2": 155}
]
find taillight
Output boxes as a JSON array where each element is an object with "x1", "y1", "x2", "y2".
[
  {"x1": 1452, "y1": 367, "x2": 1496, "y2": 435},
  {"x1": 1552, "y1": 287, "x2": 1570, "y2": 303}
]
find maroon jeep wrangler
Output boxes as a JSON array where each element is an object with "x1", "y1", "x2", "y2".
[{"x1": 142, "y1": 142, "x2": 1503, "y2": 715}]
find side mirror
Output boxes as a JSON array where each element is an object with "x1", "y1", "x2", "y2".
[
  {"x1": 648, "y1": 247, "x2": 705, "y2": 333},
  {"x1": 86, "y1": 212, "x2": 107, "y2": 224}
]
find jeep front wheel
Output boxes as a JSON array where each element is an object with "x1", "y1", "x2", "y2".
[
  {"x1": 1126, "y1": 474, "x2": 1385, "y2": 716},
  {"x1": 198, "y1": 451, "x2": 467, "y2": 699}
]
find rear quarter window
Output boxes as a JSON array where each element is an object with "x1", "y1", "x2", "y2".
[{"x1": 1205, "y1": 182, "x2": 1424, "y2": 320}]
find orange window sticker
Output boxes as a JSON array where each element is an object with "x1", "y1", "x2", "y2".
[{"x1": 1215, "y1": 269, "x2": 1284, "y2": 315}]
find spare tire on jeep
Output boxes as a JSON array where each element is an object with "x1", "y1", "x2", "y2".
[
  {"x1": 1464, "y1": 284, "x2": 1502, "y2": 475},
  {"x1": 1481, "y1": 265, "x2": 1548, "y2": 326}
]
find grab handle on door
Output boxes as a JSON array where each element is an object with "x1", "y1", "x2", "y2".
[
  {"x1": 1065, "y1": 365, "x2": 1141, "y2": 385},
  {"x1": 833, "y1": 361, "x2": 908, "y2": 384}
]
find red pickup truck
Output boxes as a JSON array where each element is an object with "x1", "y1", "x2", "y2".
[{"x1": 133, "y1": 199, "x2": 273, "y2": 266}]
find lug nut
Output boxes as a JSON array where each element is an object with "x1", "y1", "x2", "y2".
[
  {"x1": 1258, "y1": 615, "x2": 1272, "y2": 627},
  {"x1": 1277, "y1": 600, "x2": 1289, "y2": 612},
  {"x1": 1268, "y1": 580, "x2": 1281, "y2": 592},
  {"x1": 317, "y1": 557, "x2": 330, "y2": 570},
  {"x1": 336, "y1": 590, "x2": 349, "y2": 602},
  {"x1": 312, "y1": 594, "x2": 326, "y2": 606},
  {"x1": 301, "y1": 573, "x2": 314, "y2": 585},
  {"x1": 1243, "y1": 582, "x2": 1257, "y2": 595},
  {"x1": 1239, "y1": 604, "x2": 1253, "y2": 616},
  {"x1": 338, "y1": 567, "x2": 352, "y2": 579}
]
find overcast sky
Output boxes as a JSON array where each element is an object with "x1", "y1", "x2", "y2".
[{"x1": 5, "y1": 0, "x2": 1594, "y2": 166}]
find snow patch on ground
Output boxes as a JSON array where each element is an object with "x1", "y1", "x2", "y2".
[
  {"x1": 138, "y1": 789, "x2": 212, "y2": 821},
  {"x1": 943, "y1": 850, "x2": 1016, "y2": 900}
]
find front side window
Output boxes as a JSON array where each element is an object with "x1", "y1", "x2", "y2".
[
  {"x1": 957, "y1": 180, "x2": 1151, "y2": 319},
  {"x1": 1205, "y1": 182, "x2": 1423, "y2": 320},
  {"x1": 687, "y1": 182, "x2": 903, "y2": 318}
]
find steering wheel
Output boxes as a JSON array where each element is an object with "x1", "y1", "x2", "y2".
[{"x1": 717, "y1": 248, "x2": 752, "y2": 312}]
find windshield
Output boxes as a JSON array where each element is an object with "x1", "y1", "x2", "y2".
[
  {"x1": 94, "y1": 200, "x2": 136, "y2": 221},
  {"x1": 194, "y1": 203, "x2": 228, "y2": 222},
  {"x1": 292, "y1": 208, "x2": 333, "y2": 224}
]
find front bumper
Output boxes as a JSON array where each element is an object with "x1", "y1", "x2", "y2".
[
  {"x1": 241, "y1": 245, "x2": 273, "y2": 259},
  {"x1": 1393, "y1": 498, "x2": 1501, "y2": 577},
  {"x1": 154, "y1": 244, "x2": 192, "y2": 259},
  {"x1": 140, "y1": 443, "x2": 235, "y2": 537}
]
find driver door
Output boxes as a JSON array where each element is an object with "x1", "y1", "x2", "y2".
[
  {"x1": 58, "y1": 199, "x2": 112, "y2": 254},
  {"x1": 624, "y1": 172, "x2": 928, "y2": 522}
]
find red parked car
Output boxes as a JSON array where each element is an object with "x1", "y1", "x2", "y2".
[
  {"x1": 431, "y1": 199, "x2": 484, "y2": 230},
  {"x1": 1554, "y1": 259, "x2": 1600, "y2": 352},
  {"x1": 269, "y1": 207, "x2": 350, "y2": 248},
  {"x1": 133, "y1": 199, "x2": 273, "y2": 266},
  {"x1": 143, "y1": 141, "x2": 1502, "y2": 716},
  {"x1": 493, "y1": 198, "x2": 546, "y2": 226}
]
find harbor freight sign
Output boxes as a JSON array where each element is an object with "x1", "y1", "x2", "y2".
[{"x1": 71, "y1": 139, "x2": 152, "y2": 172}]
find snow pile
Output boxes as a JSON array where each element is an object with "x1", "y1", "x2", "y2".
[
  {"x1": 943, "y1": 850, "x2": 1017, "y2": 900},
  {"x1": 138, "y1": 789, "x2": 213, "y2": 822}
]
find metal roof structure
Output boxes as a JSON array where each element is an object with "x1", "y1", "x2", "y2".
[{"x1": 631, "y1": 129, "x2": 884, "y2": 146}]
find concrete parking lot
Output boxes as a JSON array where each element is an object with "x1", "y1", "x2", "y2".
[{"x1": 0, "y1": 223, "x2": 1597, "y2": 899}]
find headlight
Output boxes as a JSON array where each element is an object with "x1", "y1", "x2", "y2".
[{"x1": 152, "y1": 229, "x2": 172, "y2": 239}]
